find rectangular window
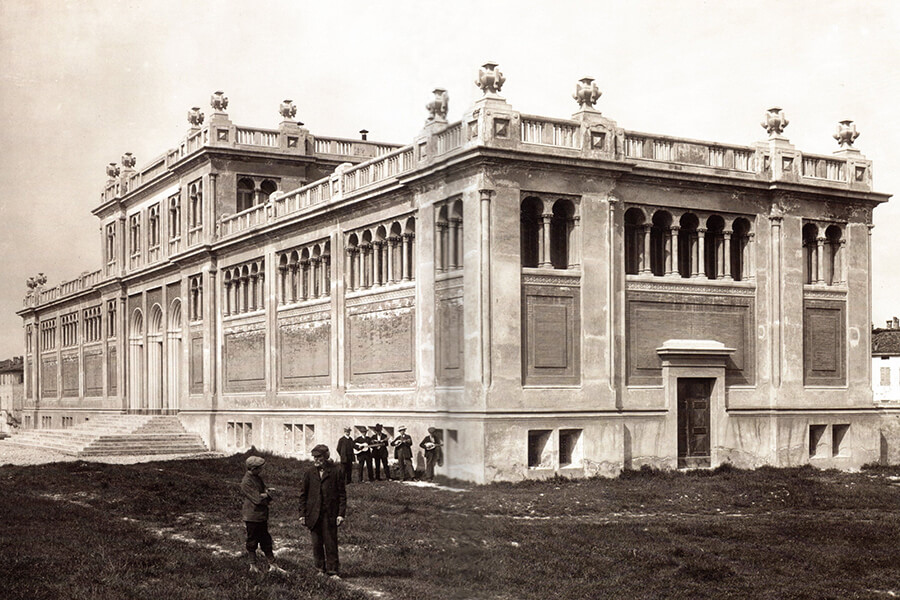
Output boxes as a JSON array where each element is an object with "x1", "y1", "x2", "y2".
[
  {"x1": 62, "y1": 416, "x2": 73, "y2": 429},
  {"x1": 559, "y1": 429, "x2": 582, "y2": 467},
  {"x1": 26, "y1": 325, "x2": 33, "y2": 354},
  {"x1": 283, "y1": 423, "x2": 316, "y2": 454},
  {"x1": 809, "y1": 424, "x2": 827, "y2": 458},
  {"x1": 61, "y1": 313, "x2": 78, "y2": 347},
  {"x1": 189, "y1": 275, "x2": 203, "y2": 321},
  {"x1": 880, "y1": 366, "x2": 891, "y2": 387},
  {"x1": 227, "y1": 421, "x2": 253, "y2": 449},
  {"x1": 106, "y1": 222, "x2": 117, "y2": 267},
  {"x1": 83, "y1": 306, "x2": 102, "y2": 343},
  {"x1": 832, "y1": 424, "x2": 849, "y2": 457},
  {"x1": 40, "y1": 319, "x2": 57, "y2": 350},
  {"x1": 106, "y1": 300, "x2": 117, "y2": 338},
  {"x1": 528, "y1": 429, "x2": 552, "y2": 468},
  {"x1": 148, "y1": 204, "x2": 160, "y2": 250},
  {"x1": 41, "y1": 415, "x2": 52, "y2": 429}
]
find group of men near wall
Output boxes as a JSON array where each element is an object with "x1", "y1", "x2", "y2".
[{"x1": 335, "y1": 424, "x2": 444, "y2": 483}]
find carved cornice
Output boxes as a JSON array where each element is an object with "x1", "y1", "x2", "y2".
[
  {"x1": 279, "y1": 312, "x2": 330, "y2": 329},
  {"x1": 346, "y1": 286, "x2": 415, "y2": 307},
  {"x1": 522, "y1": 273, "x2": 582, "y2": 287},
  {"x1": 803, "y1": 287, "x2": 848, "y2": 301},
  {"x1": 277, "y1": 300, "x2": 330, "y2": 319},
  {"x1": 348, "y1": 293, "x2": 415, "y2": 316},
  {"x1": 626, "y1": 279, "x2": 756, "y2": 297},
  {"x1": 224, "y1": 320, "x2": 266, "y2": 336}
]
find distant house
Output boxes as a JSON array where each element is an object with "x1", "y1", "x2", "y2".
[
  {"x1": 873, "y1": 318, "x2": 900, "y2": 404},
  {"x1": 0, "y1": 356, "x2": 24, "y2": 433}
]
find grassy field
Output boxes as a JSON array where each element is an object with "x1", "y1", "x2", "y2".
[{"x1": 2, "y1": 453, "x2": 899, "y2": 600}]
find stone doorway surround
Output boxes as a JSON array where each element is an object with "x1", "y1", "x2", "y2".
[{"x1": 656, "y1": 339, "x2": 735, "y2": 469}]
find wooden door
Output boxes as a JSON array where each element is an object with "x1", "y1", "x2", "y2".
[{"x1": 677, "y1": 378, "x2": 711, "y2": 468}]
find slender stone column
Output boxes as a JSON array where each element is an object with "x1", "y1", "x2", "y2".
[
  {"x1": 387, "y1": 237, "x2": 397, "y2": 283},
  {"x1": 697, "y1": 228, "x2": 707, "y2": 278},
  {"x1": 449, "y1": 219, "x2": 461, "y2": 269},
  {"x1": 669, "y1": 226, "x2": 680, "y2": 277},
  {"x1": 373, "y1": 242, "x2": 383, "y2": 285},
  {"x1": 747, "y1": 233, "x2": 756, "y2": 280},
  {"x1": 278, "y1": 266, "x2": 287, "y2": 305},
  {"x1": 223, "y1": 282, "x2": 231, "y2": 316},
  {"x1": 770, "y1": 216, "x2": 783, "y2": 388},
  {"x1": 345, "y1": 248, "x2": 355, "y2": 291},
  {"x1": 436, "y1": 222, "x2": 447, "y2": 272},
  {"x1": 723, "y1": 232, "x2": 733, "y2": 280},
  {"x1": 479, "y1": 189, "x2": 493, "y2": 387},
  {"x1": 323, "y1": 253, "x2": 331, "y2": 294},
  {"x1": 836, "y1": 239, "x2": 846, "y2": 285},
  {"x1": 641, "y1": 224, "x2": 652, "y2": 274},
  {"x1": 540, "y1": 213, "x2": 552, "y2": 268},
  {"x1": 816, "y1": 237, "x2": 826, "y2": 284},
  {"x1": 356, "y1": 246, "x2": 364, "y2": 288},
  {"x1": 401, "y1": 234, "x2": 411, "y2": 281},
  {"x1": 569, "y1": 216, "x2": 581, "y2": 269}
]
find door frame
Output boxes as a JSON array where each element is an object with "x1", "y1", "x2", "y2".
[{"x1": 656, "y1": 339, "x2": 734, "y2": 469}]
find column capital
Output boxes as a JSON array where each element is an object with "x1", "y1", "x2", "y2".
[{"x1": 478, "y1": 189, "x2": 494, "y2": 202}]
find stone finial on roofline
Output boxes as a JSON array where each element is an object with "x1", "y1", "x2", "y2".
[
  {"x1": 573, "y1": 77, "x2": 601, "y2": 109},
  {"x1": 210, "y1": 90, "x2": 229, "y2": 112},
  {"x1": 187, "y1": 106, "x2": 205, "y2": 127},
  {"x1": 426, "y1": 88, "x2": 449, "y2": 122},
  {"x1": 121, "y1": 152, "x2": 136, "y2": 169},
  {"x1": 761, "y1": 107, "x2": 789, "y2": 136},
  {"x1": 476, "y1": 61, "x2": 505, "y2": 95},
  {"x1": 106, "y1": 162, "x2": 119, "y2": 179},
  {"x1": 834, "y1": 119, "x2": 859, "y2": 148},
  {"x1": 280, "y1": 99, "x2": 297, "y2": 120}
]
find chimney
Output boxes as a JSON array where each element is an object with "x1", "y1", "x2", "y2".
[
  {"x1": 359, "y1": 129, "x2": 369, "y2": 141},
  {"x1": 888, "y1": 320, "x2": 894, "y2": 330},
  {"x1": 894, "y1": 317, "x2": 899, "y2": 329}
]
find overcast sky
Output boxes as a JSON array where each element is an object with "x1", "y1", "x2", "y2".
[{"x1": 1, "y1": 0, "x2": 898, "y2": 358}]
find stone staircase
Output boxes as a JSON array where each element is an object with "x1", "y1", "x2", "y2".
[{"x1": 2, "y1": 415, "x2": 209, "y2": 457}]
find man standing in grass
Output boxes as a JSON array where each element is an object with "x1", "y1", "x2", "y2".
[
  {"x1": 299, "y1": 444, "x2": 347, "y2": 579},
  {"x1": 336, "y1": 426, "x2": 355, "y2": 484},
  {"x1": 240, "y1": 456, "x2": 287, "y2": 574},
  {"x1": 391, "y1": 425, "x2": 414, "y2": 481},
  {"x1": 419, "y1": 427, "x2": 443, "y2": 481},
  {"x1": 371, "y1": 423, "x2": 391, "y2": 481}
]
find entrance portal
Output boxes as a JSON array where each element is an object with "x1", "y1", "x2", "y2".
[{"x1": 677, "y1": 378, "x2": 712, "y2": 468}]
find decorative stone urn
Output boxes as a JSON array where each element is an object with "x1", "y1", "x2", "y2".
[
  {"x1": 761, "y1": 107, "x2": 788, "y2": 136},
  {"x1": 210, "y1": 90, "x2": 229, "y2": 112},
  {"x1": 833, "y1": 119, "x2": 859, "y2": 147},
  {"x1": 121, "y1": 152, "x2": 136, "y2": 169},
  {"x1": 26, "y1": 273, "x2": 47, "y2": 290},
  {"x1": 106, "y1": 162, "x2": 120, "y2": 179},
  {"x1": 187, "y1": 106, "x2": 205, "y2": 127},
  {"x1": 279, "y1": 99, "x2": 297, "y2": 120},
  {"x1": 426, "y1": 88, "x2": 449, "y2": 122},
  {"x1": 573, "y1": 77, "x2": 601, "y2": 109},
  {"x1": 475, "y1": 61, "x2": 505, "y2": 95}
]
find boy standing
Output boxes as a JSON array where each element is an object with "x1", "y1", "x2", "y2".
[{"x1": 241, "y1": 456, "x2": 286, "y2": 574}]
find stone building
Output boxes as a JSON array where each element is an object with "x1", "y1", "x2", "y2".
[
  {"x1": 0, "y1": 356, "x2": 24, "y2": 434},
  {"x1": 873, "y1": 318, "x2": 900, "y2": 404},
  {"x1": 17, "y1": 65, "x2": 896, "y2": 481}
]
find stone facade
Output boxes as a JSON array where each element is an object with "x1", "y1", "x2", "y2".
[
  {"x1": 17, "y1": 65, "x2": 896, "y2": 481},
  {"x1": 0, "y1": 356, "x2": 24, "y2": 433}
]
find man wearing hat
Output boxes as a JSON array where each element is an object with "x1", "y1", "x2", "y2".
[
  {"x1": 419, "y1": 427, "x2": 444, "y2": 481},
  {"x1": 370, "y1": 424, "x2": 391, "y2": 481},
  {"x1": 240, "y1": 456, "x2": 286, "y2": 574},
  {"x1": 336, "y1": 426, "x2": 355, "y2": 484},
  {"x1": 390, "y1": 425, "x2": 414, "y2": 481},
  {"x1": 299, "y1": 444, "x2": 346, "y2": 578}
]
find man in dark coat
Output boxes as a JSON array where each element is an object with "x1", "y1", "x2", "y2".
[
  {"x1": 391, "y1": 425, "x2": 414, "y2": 481},
  {"x1": 354, "y1": 428, "x2": 375, "y2": 482},
  {"x1": 370, "y1": 423, "x2": 391, "y2": 480},
  {"x1": 299, "y1": 444, "x2": 347, "y2": 578},
  {"x1": 335, "y1": 426, "x2": 355, "y2": 484},
  {"x1": 419, "y1": 427, "x2": 444, "y2": 481},
  {"x1": 240, "y1": 456, "x2": 287, "y2": 574}
]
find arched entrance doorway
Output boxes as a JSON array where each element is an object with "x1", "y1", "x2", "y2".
[
  {"x1": 128, "y1": 309, "x2": 144, "y2": 412},
  {"x1": 166, "y1": 299, "x2": 182, "y2": 413},
  {"x1": 147, "y1": 304, "x2": 163, "y2": 412}
]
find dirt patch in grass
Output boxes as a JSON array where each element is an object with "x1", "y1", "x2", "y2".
[{"x1": 2, "y1": 454, "x2": 900, "y2": 599}]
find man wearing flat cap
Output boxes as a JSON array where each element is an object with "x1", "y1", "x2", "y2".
[
  {"x1": 419, "y1": 427, "x2": 443, "y2": 481},
  {"x1": 390, "y1": 425, "x2": 414, "y2": 481},
  {"x1": 299, "y1": 444, "x2": 347, "y2": 578},
  {"x1": 240, "y1": 456, "x2": 286, "y2": 574},
  {"x1": 336, "y1": 426, "x2": 355, "y2": 484}
]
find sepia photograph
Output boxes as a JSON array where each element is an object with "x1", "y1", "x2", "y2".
[{"x1": 1, "y1": 1, "x2": 899, "y2": 598}]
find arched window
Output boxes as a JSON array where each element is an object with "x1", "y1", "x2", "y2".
[
  {"x1": 237, "y1": 178, "x2": 255, "y2": 212},
  {"x1": 624, "y1": 207, "x2": 646, "y2": 275},
  {"x1": 550, "y1": 199, "x2": 575, "y2": 269},
  {"x1": 705, "y1": 215, "x2": 725, "y2": 279},
  {"x1": 731, "y1": 218, "x2": 751, "y2": 281},
  {"x1": 825, "y1": 225, "x2": 843, "y2": 286},
  {"x1": 450, "y1": 199, "x2": 463, "y2": 270},
  {"x1": 803, "y1": 223, "x2": 819, "y2": 284},
  {"x1": 520, "y1": 197, "x2": 542, "y2": 268},
  {"x1": 189, "y1": 181, "x2": 203, "y2": 229},
  {"x1": 260, "y1": 180, "x2": 277, "y2": 200},
  {"x1": 168, "y1": 194, "x2": 181, "y2": 240},
  {"x1": 650, "y1": 211, "x2": 672, "y2": 276},
  {"x1": 678, "y1": 213, "x2": 699, "y2": 278}
]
